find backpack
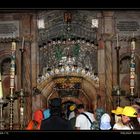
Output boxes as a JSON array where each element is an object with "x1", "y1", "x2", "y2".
[{"x1": 81, "y1": 112, "x2": 99, "y2": 130}]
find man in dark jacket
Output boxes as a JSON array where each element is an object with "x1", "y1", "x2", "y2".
[{"x1": 40, "y1": 98, "x2": 72, "y2": 130}]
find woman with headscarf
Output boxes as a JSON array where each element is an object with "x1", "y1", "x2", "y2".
[{"x1": 100, "y1": 113, "x2": 112, "y2": 130}]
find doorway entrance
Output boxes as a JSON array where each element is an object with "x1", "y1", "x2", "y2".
[{"x1": 37, "y1": 72, "x2": 100, "y2": 114}]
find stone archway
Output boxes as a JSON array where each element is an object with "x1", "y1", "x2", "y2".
[
  {"x1": 36, "y1": 72, "x2": 99, "y2": 112},
  {"x1": 36, "y1": 10, "x2": 99, "y2": 113}
]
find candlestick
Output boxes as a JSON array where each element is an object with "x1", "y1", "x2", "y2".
[
  {"x1": 19, "y1": 38, "x2": 25, "y2": 129},
  {"x1": 21, "y1": 37, "x2": 24, "y2": 50},
  {"x1": 0, "y1": 71, "x2": 3, "y2": 99},
  {"x1": 129, "y1": 35, "x2": 136, "y2": 105},
  {"x1": 9, "y1": 40, "x2": 17, "y2": 130},
  {"x1": 133, "y1": 32, "x2": 135, "y2": 38},
  {"x1": 116, "y1": 34, "x2": 119, "y2": 47}
]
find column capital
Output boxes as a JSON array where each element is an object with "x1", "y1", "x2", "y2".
[
  {"x1": 102, "y1": 33, "x2": 114, "y2": 41},
  {"x1": 102, "y1": 11, "x2": 114, "y2": 17}
]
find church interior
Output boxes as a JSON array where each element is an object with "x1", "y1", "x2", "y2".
[{"x1": 0, "y1": 9, "x2": 140, "y2": 130}]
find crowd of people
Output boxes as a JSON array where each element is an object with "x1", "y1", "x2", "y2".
[{"x1": 25, "y1": 98, "x2": 140, "y2": 130}]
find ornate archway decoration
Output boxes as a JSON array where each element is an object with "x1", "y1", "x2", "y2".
[
  {"x1": 36, "y1": 71, "x2": 99, "y2": 111},
  {"x1": 36, "y1": 10, "x2": 99, "y2": 111}
]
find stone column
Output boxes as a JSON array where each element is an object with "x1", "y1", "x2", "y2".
[
  {"x1": 21, "y1": 13, "x2": 38, "y2": 125},
  {"x1": 104, "y1": 37, "x2": 113, "y2": 112},
  {"x1": 102, "y1": 11, "x2": 114, "y2": 112},
  {"x1": 97, "y1": 12, "x2": 106, "y2": 108},
  {"x1": 98, "y1": 39, "x2": 106, "y2": 108}
]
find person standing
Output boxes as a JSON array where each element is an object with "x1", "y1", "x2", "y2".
[
  {"x1": 111, "y1": 106, "x2": 125, "y2": 130},
  {"x1": 121, "y1": 106, "x2": 140, "y2": 130},
  {"x1": 40, "y1": 98, "x2": 72, "y2": 130},
  {"x1": 95, "y1": 108, "x2": 105, "y2": 127},
  {"x1": 75, "y1": 104, "x2": 96, "y2": 130},
  {"x1": 100, "y1": 113, "x2": 112, "y2": 130},
  {"x1": 69, "y1": 105, "x2": 79, "y2": 130},
  {"x1": 43, "y1": 108, "x2": 51, "y2": 119},
  {"x1": 137, "y1": 108, "x2": 140, "y2": 125},
  {"x1": 26, "y1": 109, "x2": 44, "y2": 130}
]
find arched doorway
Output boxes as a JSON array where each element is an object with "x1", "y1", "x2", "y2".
[
  {"x1": 36, "y1": 10, "x2": 99, "y2": 114},
  {"x1": 36, "y1": 71, "x2": 99, "y2": 113}
]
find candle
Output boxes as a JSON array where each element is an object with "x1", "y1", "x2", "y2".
[
  {"x1": 0, "y1": 71, "x2": 3, "y2": 99},
  {"x1": 12, "y1": 41, "x2": 16, "y2": 51},
  {"x1": 116, "y1": 34, "x2": 119, "y2": 47},
  {"x1": 21, "y1": 37, "x2": 24, "y2": 50},
  {"x1": 131, "y1": 39, "x2": 135, "y2": 51},
  {"x1": 131, "y1": 33, "x2": 135, "y2": 50},
  {"x1": 133, "y1": 32, "x2": 135, "y2": 38}
]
